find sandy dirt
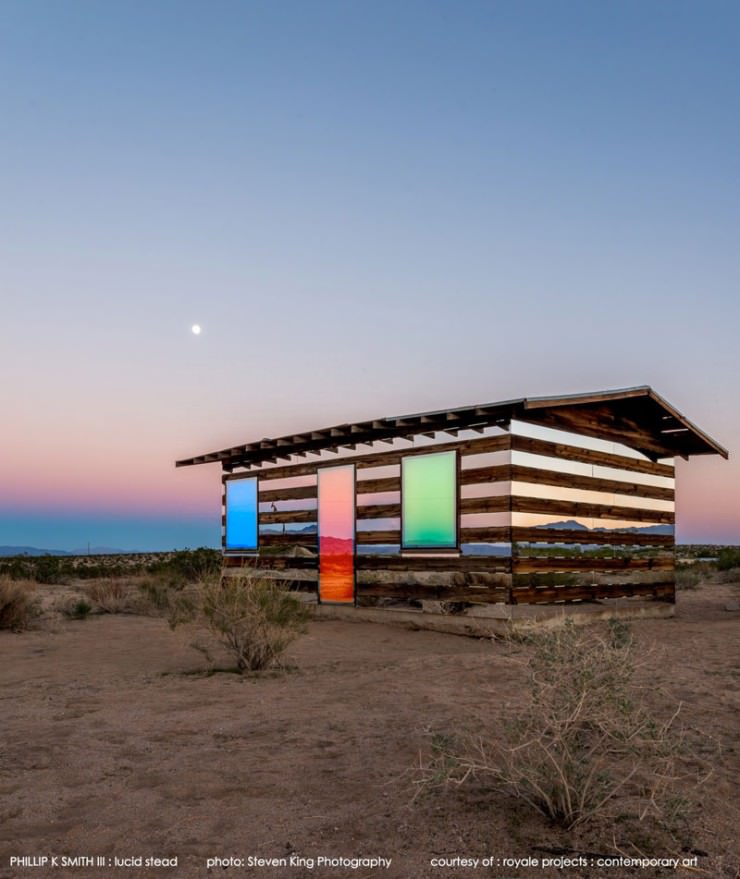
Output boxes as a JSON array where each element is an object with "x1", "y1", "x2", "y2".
[{"x1": 1, "y1": 578, "x2": 738, "y2": 879}]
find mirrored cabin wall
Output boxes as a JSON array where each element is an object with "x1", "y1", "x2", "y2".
[
  {"x1": 221, "y1": 420, "x2": 675, "y2": 608},
  {"x1": 509, "y1": 421, "x2": 675, "y2": 604},
  {"x1": 221, "y1": 427, "x2": 514, "y2": 608}
]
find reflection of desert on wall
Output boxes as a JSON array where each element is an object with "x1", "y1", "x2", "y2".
[{"x1": 319, "y1": 537, "x2": 354, "y2": 602}]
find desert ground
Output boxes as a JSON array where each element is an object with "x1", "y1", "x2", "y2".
[{"x1": 1, "y1": 572, "x2": 738, "y2": 879}]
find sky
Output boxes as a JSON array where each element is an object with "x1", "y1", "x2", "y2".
[{"x1": 1, "y1": 0, "x2": 738, "y2": 550}]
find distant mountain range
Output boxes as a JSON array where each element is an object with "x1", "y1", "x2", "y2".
[
  {"x1": 537, "y1": 520, "x2": 673, "y2": 535},
  {"x1": 0, "y1": 546, "x2": 134, "y2": 557}
]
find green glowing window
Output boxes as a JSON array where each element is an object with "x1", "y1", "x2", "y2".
[{"x1": 402, "y1": 450, "x2": 457, "y2": 549}]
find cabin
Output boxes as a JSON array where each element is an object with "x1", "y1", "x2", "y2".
[{"x1": 176, "y1": 387, "x2": 727, "y2": 633}]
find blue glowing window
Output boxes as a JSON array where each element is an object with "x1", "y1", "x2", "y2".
[{"x1": 225, "y1": 478, "x2": 258, "y2": 550}]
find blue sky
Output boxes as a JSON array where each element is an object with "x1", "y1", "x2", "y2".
[{"x1": 1, "y1": 0, "x2": 738, "y2": 549}]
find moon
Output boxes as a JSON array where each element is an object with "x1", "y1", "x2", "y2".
[{"x1": 191, "y1": 324, "x2": 201, "y2": 335}]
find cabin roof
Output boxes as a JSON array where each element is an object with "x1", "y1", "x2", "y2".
[{"x1": 175, "y1": 385, "x2": 728, "y2": 470}]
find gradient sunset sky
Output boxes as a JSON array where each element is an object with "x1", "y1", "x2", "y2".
[{"x1": 2, "y1": 0, "x2": 738, "y2": 550}]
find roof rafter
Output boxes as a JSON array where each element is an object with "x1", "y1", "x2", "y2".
[{"x1": 176, "y1": 386, "x2": 728, "y2": 469}]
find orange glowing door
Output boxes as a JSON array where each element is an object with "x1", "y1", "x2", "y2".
[{"x1": 318, "y1": 465, "x2": 355, "y2": 603}]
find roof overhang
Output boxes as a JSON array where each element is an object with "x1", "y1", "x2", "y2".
[{"x1": 175, "y1": 386, "x2": 728, "y2": 470}]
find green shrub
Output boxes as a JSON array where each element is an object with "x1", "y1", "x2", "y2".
[
  {"x1": 64, "y1": 598, "x2": 93, "y2": 619},
  {"x1": 0, "y1": 576, "x2": 39, "y2": 631},
  {"x1": 716, "y1": 547, "x2": 740, "y2": 571},
  {"x1": 31, "y1": 556, "x2": 70, "y2": 584},
  {"x1": 146, "y1": 548, "x2": 221, "y2": 587}
]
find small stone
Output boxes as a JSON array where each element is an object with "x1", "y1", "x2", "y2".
[{"x1": 724, "y1": 602, "x2": 740, "y2": 612}]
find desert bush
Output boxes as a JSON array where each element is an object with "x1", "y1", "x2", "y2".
[
  {"x1": 146, "y1": 548, "x2": 221, "y2": 587},
  {"x1": 136, "y1": 550, "x2": 221, "y2": 616},
  {"x1": 0, "y1": 557, "x2": 124, "y2": 582},
  {"x1": 84, "y1": 579, "x2": 137, "y2": 613},
  {"x1": 138, "y1": 577, "x2": 177, "y2": 611},
  {"x1": 63, "y1": 597, "x2": 93, "y2": 620},
  {"x1": 31, "y1": 555, "x2": 70, "y2": 584},
  {"x1": 0, "y1": 557, "x2": 35, "y2": 580},
  {"x1": 0, "y1": 576, "x2": 40, "y2": 631},
  {"x1": 675, "y1": 566, "x2": 701, "y2": 591},
  {"x1": 416, "y1": 619, "x2": 698, "y2": 830},
  {"x1": 169, "y1": 574, "x2": 309, "y2": 673},
  {"x1": 716, "y1": 547, "x2": 740, "y2": 571}
]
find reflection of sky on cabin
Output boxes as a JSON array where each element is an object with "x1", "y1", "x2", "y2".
[
  {"x1": 2, "y1": 1, "x2": 739, "y2": 549},
  {"x1": 318, "y1": 466, "x2": 354, "y2": 541}
]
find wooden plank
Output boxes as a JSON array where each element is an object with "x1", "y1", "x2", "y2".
[
  {"x1": 356, "y1": 582, "x2": 509, "y2": 603},
  {"x1": 358, "y1": 496, "x2": 512, "y2": 516},
  {"x1": 511, "y1": 527, "x2": 673, "y2": 546},
  {"x1": 521, "y1": 406, "x2": 674, "y2": 461},
  {"x1": 259, "y1": 532, "x2": 318, "y2": 547},
  {"x1": 510, "y1": 464, "x2": 674, "y2": 501},
  {"x1": 356, "y1": 503, "x2": 401, "y2": 519},
  {"x1": 356, "y1": 570, "x2": 510, "y2": 588},
  {"x1": 224, "y1": 434, "x2": 512, "y2": 482},
  {"x1": 512, "y1": 556, "x2": 674, "y2": 573},
  {"x1": 356, "y1": 556, "x2": 511, "y2": 572},
  {"x1": 510, "y1": 581, "x2": 675, "y2": 605},
  {"x1": 259, "y1": 509, "x2": 318, "y2": 525},
  {"x1": 259, "y1": 485, "x2": 317, "y2": 502},
  {"x1": 459, "y1": 464, "x2": 511, "y2": 485},
  {"x1": 513, "y1": 569, "x2": 673, "y2": 586},
  {"x1": 355, "y1": 530, "x2": 400, "y2": 544},
  {"x1": 356, "y1": 477, "x2": 400, "y2": 494},
  {"x1": 459, "y1": 496, "x2": 510, "y2": 514},
  {"x1": 510, "y1": 496, "x2": 674, "y2": 524},
  {"x1": 510, "y1": 435, "x2": 674, "y2": 477},
  {"x1": 460, "y1": 526, "x2": 512, "y2": 543}
]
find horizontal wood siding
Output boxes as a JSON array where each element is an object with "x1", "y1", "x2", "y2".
[
  {"x1": 513, "y1": 556, "x2": 674, "y2": 573},
  {"x1": 355, "y1": 530, "x2": 401, "y2": 544},
  {"x1": 356, "y1": 555, "x2": 511, "y2": 572},
  {"x1": 356, "y1": 581, "x2": 510, "y2": 603},
  {"x1": 259, "y1": 484, "x2": 317, "y2": 502},
  {"x1": 511, "y1": 527, "x2": 673, "y2": 546},
  {"x1": 510, "y1": 435, "x2": 675, "y2": 477},
  {"x1": 222, "y1": 428, "x2": 676, "y2": 608},
  {"x1": 259, "y1": 531, "x2": 318, "y2": 547},
  {"x1": 510, "y1": 581, "x2": 675, "y2": 604},
  {"x1": 510, "y1": 497, "x2": 674, "y2": 524},
  {"x1": 509, "y1": 464, "x2": 674, "y2": 501}
]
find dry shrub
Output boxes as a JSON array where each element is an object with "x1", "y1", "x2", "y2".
[
  {"x1": 417, "y1": 619, "x2": 703, "y2": 831},
  {"x1": 137, "y1": 576, "x2": 178, "y2": 612},
  {"x1": 169, "y1": 574, "x2": 309, "y2": 673},
  {"x1": 675, "y1": 566, "x2": 701, "y2": 591},
  {"x1": 62, "y1": 596, "x2": 93, "y2": 620},
  {"x1": 0, "y1": 576, "x2": 40, "y2": 631},
  {"x1": 84, "y1": 578, "x2": 139, "y2": 613}
]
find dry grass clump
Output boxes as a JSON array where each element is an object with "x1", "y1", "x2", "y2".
[
  {"x1": 416, "y1": 619, "x2": 704, "y2": 832},
  {"x1": 169, "y1": 574, "x2": 309, "y2": 673},
  {"x1": 0, "y1": 576, "x2": 40, "y2": 631},
  {"x1": 84, "y1": 578, "x2": 142, "y2": 614},
  {"x1": 675, "y1": 566, "x2": 701, "y2": 591}
]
